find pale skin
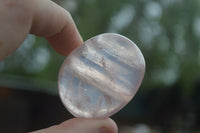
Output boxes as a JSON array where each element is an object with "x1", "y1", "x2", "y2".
[{"x1": 0, "y1": 0, "x2": 118, "y2": 133}]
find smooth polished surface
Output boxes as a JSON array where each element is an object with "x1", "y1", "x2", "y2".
[{"x1": 58, "y1": 33, "x2": 145, "y2": 118}]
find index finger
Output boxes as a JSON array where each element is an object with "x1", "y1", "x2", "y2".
[{"x1": 30, "y1": 0, "x2": 83, "y2": 56}]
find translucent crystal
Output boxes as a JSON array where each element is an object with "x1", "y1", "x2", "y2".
[{"x1": 58, "y1": 33, "x2": 145, "y2": 118}]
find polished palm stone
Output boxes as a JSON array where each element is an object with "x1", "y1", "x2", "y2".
[{"x1": 58, "y1": 33, "x2": 145, "y2": 118}]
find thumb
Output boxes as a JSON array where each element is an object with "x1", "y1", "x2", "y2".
[{"x1": 30, "y1": 118, "x2": 118, "y2": 133}]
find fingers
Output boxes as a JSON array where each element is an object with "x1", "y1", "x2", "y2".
[
  {"x1": 30, "y1": 0, "x2": 83, "y2": 56},
  {"x1": 31, "y1": 118, "x2": 118, "y2": 133},
  {"x1": 0, "y1": 0, "x2": 32, "y2": 61},
  {"x1": 0, "y1": 0, "x2": 82, "y2": 61},
  {"x1": 46, "y1": 19, "x2": 83, "y2": 56}
]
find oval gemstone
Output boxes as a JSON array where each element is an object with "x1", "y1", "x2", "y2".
[{"x1": 58, "y1": 33, "x2": 145, "y2": 118}]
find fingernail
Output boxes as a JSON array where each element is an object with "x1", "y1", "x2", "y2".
[{"x1": 99, "y1": 127, "x2": 109, "y2": 133}]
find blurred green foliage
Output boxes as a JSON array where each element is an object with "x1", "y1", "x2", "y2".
[{"x1": 0, "y1": 0, "x2": 200, "y2": 97}]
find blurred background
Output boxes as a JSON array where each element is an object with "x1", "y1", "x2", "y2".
[{"x1": 0, "y1": 0, "x2": 200, "y2": 132}]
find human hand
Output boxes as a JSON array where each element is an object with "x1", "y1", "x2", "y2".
[
  {"x1": 0, "y1": 0, "x2": 83, "y2": 61},
  {"x1": 31, "y1": 118, "x2": 117, "y2": 133},
  {"x1": 0, "y1": 0, "x2": 118, "y2": 132}
]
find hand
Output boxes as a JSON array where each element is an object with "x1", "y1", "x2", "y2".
[
  {"x1": 31, "y1": 118, "x2": 117, "y2": 133},
  {"x1": 0, "y1": 0, "x2": 83, "y2": 61},
  {"x1": 0, "y1": 0, "x2": 118, "y2": 132}
]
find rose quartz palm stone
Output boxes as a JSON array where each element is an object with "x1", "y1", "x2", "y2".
[{"x1": 58, "y1": 33, "x2": 145, "y2": 118}]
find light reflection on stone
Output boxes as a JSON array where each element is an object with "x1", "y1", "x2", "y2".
[{"x1": 58, "y1": 33, "x2": 145, "y2": 118}]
